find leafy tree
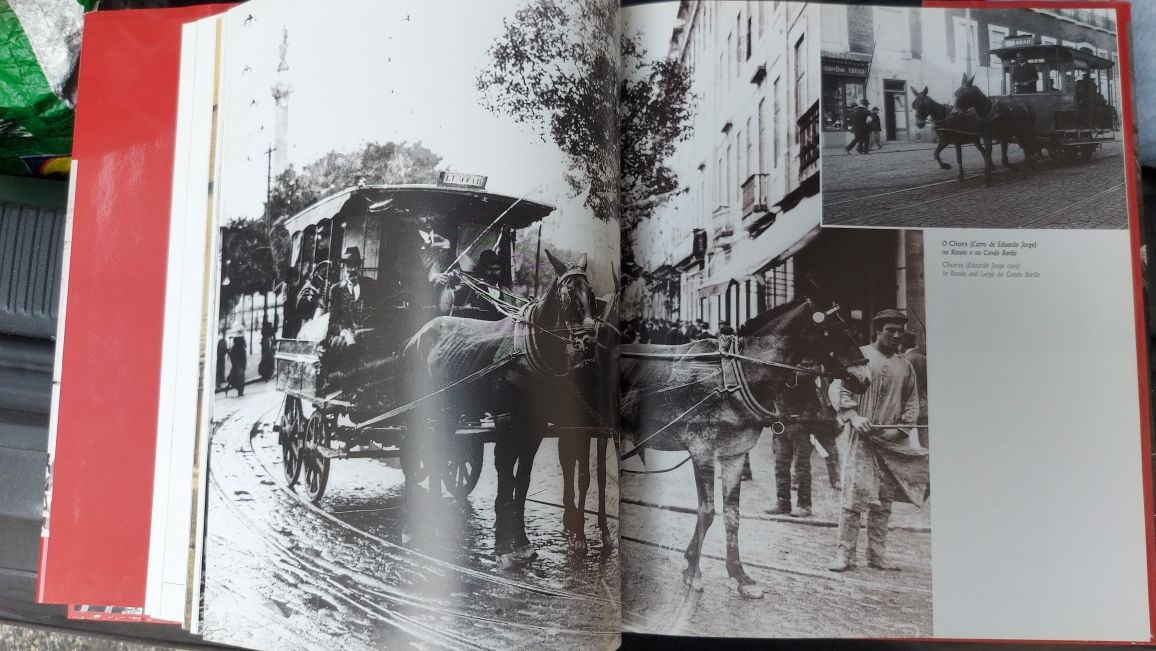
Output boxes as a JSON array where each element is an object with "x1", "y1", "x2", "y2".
[
  {"x1": 476, "y1": 0, "x2": 620, "y2": 223},
  {"x1": 619, "y1": 36, "x2": 694, "y2": 283},
  {"x1": 219, "y1": 217, "x2": 282, "y2": 312},
  {"x1": 476, "y1": 0, "x2": 694, "y2": 285}
]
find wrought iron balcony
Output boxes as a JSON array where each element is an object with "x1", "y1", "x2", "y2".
[
  {"x1": 711, "y1": 205, "x2": 734, "y2": 247},
  {"x1": 741, "y1": 173, "x2": 769, "y2": 218}
]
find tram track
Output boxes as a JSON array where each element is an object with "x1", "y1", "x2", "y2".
[
  {"x1": 825, "y1": 143, "x2": 1126, "y2": 229},
  {"x1": 240, "y1": 414, "x2": 621, "y2": 608},
  {"x1": 210, "y1": 406, "x2": 633, "y2": 642}
]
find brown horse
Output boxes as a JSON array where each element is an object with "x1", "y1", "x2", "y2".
[
  {"x1": 911, "y1": 86, "x2": 987, "y2": 183},
  {"x1": 402, "y1": 250, "x2": 598, "y2": 568},
  {"x1": 953, "y1": 73, "x2": 1039, "y2": 186},
  {"x1": 557, "y1": 268, "x2": 619, "y2": 553},
  {"x1": 619, "y1": 298, "x2": 870, "y2": 598}
]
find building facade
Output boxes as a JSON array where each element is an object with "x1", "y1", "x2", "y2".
[
  {"x1": 820, "y1": 6, "x2": 1120, "y2": 148},
  {"x1": 633, "y1": 1, "x2": 924, "y2": 343}
]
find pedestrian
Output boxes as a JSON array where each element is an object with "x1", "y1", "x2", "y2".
[
  {"x1": 766, "y1": 358, "x2": 840, "y2": 518},
  {"x1": 844, "y1": 99, "x2": 871, "y2": 154},
  {"x1": 215, "y1": 333, "x2": 227, "y2": 389},
  {"x1": 902, "y1": 331, "x2": 929, "y2": 448},
  {"x1": 227, "y1": 329, "x2": 247, "y2": 397},
  {"x1": 827, "y1": 309, "x2": 922, "y2": 572},
  {"x1": 869, "y1": 107, "x2": 884, "y2": 150}
]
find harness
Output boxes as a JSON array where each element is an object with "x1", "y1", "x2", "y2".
[{"x1": 619, "y1": 336, "x2": 836, "y2": 461}]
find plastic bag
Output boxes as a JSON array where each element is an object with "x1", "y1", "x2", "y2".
[{"x1": 0, "y1": 0, "x2": 82, "y2": 178}]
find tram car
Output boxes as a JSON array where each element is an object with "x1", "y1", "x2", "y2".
[
  {"x1": 990, "y1": 35, "x2": 1119, "y2": 162},
  {"x1": 272, "y1": 172, "x2": 554, "y2": 503}
]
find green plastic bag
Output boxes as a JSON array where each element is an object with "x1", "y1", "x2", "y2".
[{"x1": 0, "y1": 0, "x2": 81, "y2": 178}]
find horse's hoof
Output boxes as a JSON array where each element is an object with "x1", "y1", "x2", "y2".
[
  {"x1": 514, "y1": 544, "x2": 538, "y2": 561},
  {"x1": 682, "y1": 570, "x2": 704, "y2": 592},
  {"x1": 939, "y1": 163, "x2": 951, "y2": 171},
  {"x1": 727, "y1": 577, "x2": 765, "y2": 599},
  {"x1": 496, "y1": 552, "x2": 518, "y2": 570}
]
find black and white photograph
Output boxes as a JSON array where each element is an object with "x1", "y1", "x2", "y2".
[
  {"x1": 820, "y1": 6, "x2": 1129, "y2": 230},
  {"x1": 200, "y1": 0, "x2": 621, "y2": 649},
  {"x1": 619, "y1": 2, "x2": 931, "y2": 638}
]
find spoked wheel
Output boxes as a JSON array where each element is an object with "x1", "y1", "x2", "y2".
[
  {"x1": 280, "y1": 397, "x2": 304, "y2": 486},
  {"x1": 302, "y1": 412, "x2": 332, "y2": 504},
  {"x1": 443, "y1": 438, "x2": 484, "y2": 501},
  {"x1": 400, "y1": 428, "x2": 431, "y2": 485}
]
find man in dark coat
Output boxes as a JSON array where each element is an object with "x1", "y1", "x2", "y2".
[
  {"x1": 868, "y1": 107, "x2": 884, "y2": 150},
  {"x1": 844, "y1": 99, "x2": 872, "y2": 154},
  {"x1": 1011, "y1": 53, "x2": 1039, "y2": 94},
  {"x1": 328, "y1": 247, "x2": 377, "y2": 337},
  {"x1": 325, "y1": 247, "x2": 378, "y2": 391}
]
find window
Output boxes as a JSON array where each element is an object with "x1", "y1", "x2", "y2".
[
  {"x1": 727, "y1": 143, "x2": 733, "y2": 205},
  {"x1": 747, "y1": 15, "x2": 753, "y2": 60},
  {"x1": 773, "y1": 77, "x2": 782, "y2": 164},
  {"x1": 758, "y1": 99, "x2": 766, "y2": 174},
  {"x1": 1041, "y1": 36, "x2": 1057, "y2": 45},
  {"x1": 988, "y1": 25, "x2": 1009, "y2": 66},
  {"x1": 821, "y1": 76, "x2": 863, "y2": 132},
  {"x1": 745, "y1": 118, "x2": 753, "y2": 181},
  {"x1": 762, "y1": 258, "x2": 795, "y2": 312},
  {"x1": 737, "y1": 14, "x2": 743, "y2": 74},
  {"x1": 794, "y1": 35, "x2": 806, "y2": 119},
  {"x1": 736, "y1": 129, "x2": 743, "y2": 182},
  {"x1": 717, "y1": 155, "x2": 724, "y2": 204}
]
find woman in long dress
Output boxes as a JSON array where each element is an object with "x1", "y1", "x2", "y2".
[{"x1": 227, "y1": 334, "x2": 247, "y2": 397}]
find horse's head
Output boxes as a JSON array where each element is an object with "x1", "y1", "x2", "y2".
[
  {"x1": 911, "y1": 86, "x2": 936, "y2": 129},
  {"x1": 953, "y1": 73, "x2": 988, "y2": 116},
  {"x1": 541, "y1": 249, "x2": 598, "y2": 369},
  {"x1": 740, "y1": 297, "x2": 870, "y2": 394}
]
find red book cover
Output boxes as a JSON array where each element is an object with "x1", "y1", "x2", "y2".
[{"x1": 37, "y1": 4, "x2": 233, "y2": 608}]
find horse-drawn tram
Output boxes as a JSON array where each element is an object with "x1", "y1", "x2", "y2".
[
  {"x1": 990, "y1": 35, "x2": 1119, "y2": 161},
  {"x1": 271, "y1": 172, "x2": 591, "y2": 506}
]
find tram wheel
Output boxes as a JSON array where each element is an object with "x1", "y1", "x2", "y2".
[
  {"x1": 400, "y1": 431, "x2": 430, "y2": 484},
  {"x1": 280, "y1": 397, "x2": 304, "y2": 486},
  {"x1": 443, "y1": 438, "x2": 484, "y2": 501},
  {"x1": 303, "y1": 412, "x2": 331, "y2": 504}
]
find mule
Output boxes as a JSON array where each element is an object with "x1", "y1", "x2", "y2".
[
  {"x1": 911, "y1": 86, "x2": 987, "y2": 183},
  {"x1": 619, "y1": 298, "x2": 871, "y2": 598},
  {"x1": 953, "y1": 73, "x2": 1039, "y2": 186},
  {"x1": 402, "y1": 249, "x2": 598, "y2": 568}
]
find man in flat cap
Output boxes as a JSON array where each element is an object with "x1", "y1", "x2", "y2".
[{"x1": 828, "y1": 308, "x2": 922, "y2": 572}]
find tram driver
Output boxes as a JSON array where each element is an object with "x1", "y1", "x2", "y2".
[{"x1": 1011, "y1": 53, "x2": 1039, "y2": 94}]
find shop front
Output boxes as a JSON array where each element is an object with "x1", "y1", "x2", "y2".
[{"x1": 821, "y1": 53, "x2": 870, "y2": 150}]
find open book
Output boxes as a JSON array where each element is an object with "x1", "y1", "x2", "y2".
[{"x1": 37, "y1": 0, "x2": 1153, "y2": 648}]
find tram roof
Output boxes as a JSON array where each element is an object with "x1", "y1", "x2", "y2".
[
  {"x1": 281, "y1": 184, "x2": 556, "y2": 235},
  {"x1": 990, "y1": 43, "x2": 1114, "y2": 69}
]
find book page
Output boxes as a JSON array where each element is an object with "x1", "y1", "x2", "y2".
[
  {"x1": 620, "y1": 0, "x2": 1149, "y2": 642},
  {"x1": 192, "y1": 0, "x2": 622, "y2": 648}
]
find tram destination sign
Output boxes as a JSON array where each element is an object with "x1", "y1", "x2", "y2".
[
  {"x1": 1004, "y1": 34, "x2": 1036, "y2": 47},
  {"x1": 438, "y1": 171, "x2": 488, "y2": 190}
]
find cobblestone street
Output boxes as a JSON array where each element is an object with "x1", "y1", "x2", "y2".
[
  {"x1": 822, "y1": 139, "x2": 1129, "y2": 230},
  {"x1": 621, "y1": 432, "x2": 932, "y2": 638}
]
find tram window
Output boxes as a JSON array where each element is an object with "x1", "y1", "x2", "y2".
[
  {"x1": 300, "y1": 225, "x2": 316, "y2": 273},
  {"x1": 1048, "y1": 69, "x2": 1063, "y2": 92},
  {"x1": 315, "y1": 219, "x2": 332, "y2": 270},
  {"x1": 341, "y1": 214, "x2": 369, "y2": 276},
  {"x1": 290, "y1": 231, "x2": 302, "y2": 270}
]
